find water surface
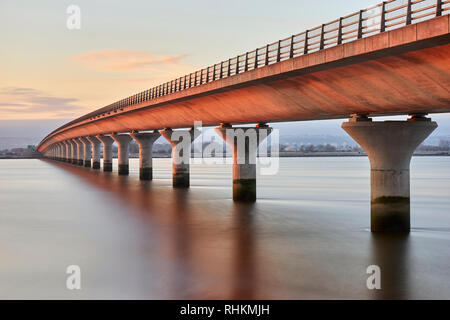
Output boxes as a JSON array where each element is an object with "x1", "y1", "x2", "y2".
[{"x1": 0, "y1": 157, "x2": 449, "y2": 299}]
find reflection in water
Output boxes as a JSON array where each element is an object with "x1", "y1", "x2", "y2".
[
  {"x1": 46, "y1": 160, "x2": 262, "y2": 299},
  {"x1": 1, "y1": 157, "x2": 449, "y2": 299},
  {"x1": 369, "y1": 234, "x2": 410, "y2": 300},
  {"x1": 231, "y1": 203, "x2": 256, "y2": 299}
]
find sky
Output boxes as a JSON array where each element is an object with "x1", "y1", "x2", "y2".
[{"x1": 1, "y1": 0, "x2": 449, "y2": 142}]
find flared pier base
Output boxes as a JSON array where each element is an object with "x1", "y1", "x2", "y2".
[
  {"x1": 215, "y1": 124, "x2": 272, "y2": 202},
  {"x1": 87, "y1": 136, "x2": 102, "y2": 170},
  {"x1": 342, "y1": 116, "x2": 437, "y2": 232},
  {"x1": 111, "y1": 134, "x2": 132, "y2": 176},
  {"x1": 130, "y1": 131, "x2": 161, "y2": 181},
  {"x1": 160, "y1": 128, "x2": 200, "y2": 188},
  {"x1": 97, "y1": 135, "x2": 114, "y2": 172}
]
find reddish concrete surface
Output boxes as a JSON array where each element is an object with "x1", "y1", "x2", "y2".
[{"x1": 38, "y1": 16, "x2": 450, "y2": 152}]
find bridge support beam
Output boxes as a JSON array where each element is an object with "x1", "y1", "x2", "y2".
[
  {"x1": 111, "y1": 133, "x2": 133, "y2": 175},
  {"x1": 160, "y1": 128, "x2": 200, "y2": 188},
  {"x1": 87, "y1": 136, "x2": 101, "y2": 169},
  {"x1": 73, "y1": 138, "x2": 84, "y2": 166},
  {"x1": 80, "y1": 137, "x2": 92, "y2": 168},
  {"x1": 69, "y1": 140, "x2": 77, "y2": 164},
  {"x1": 215, "y1": 123, "x2": 272, "y2": 202},
  {"x1": 96, "y1": 135, "x2": 114, "y2": 172},
  {"x1": 60, "y1": 143, "x2": 66, "y2": 162},
  {"x1": 58, "y1": 144, "x2": 62, "y2": 160},
  {"x1": 342, "y1": 115, "x2": 437, "y2": 232},
  {"x1": 55, "y1": 144, "x2": 60, "y2": 161},
  {"x1": 130, "y1": 131, "x2": 161, "y2": 180},
  {"x1": 63, "y1": 141, "x2": 71, "y2": 162}
]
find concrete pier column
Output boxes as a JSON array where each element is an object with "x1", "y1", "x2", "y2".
[
  {"x1": 58, "y1": 144, "x2": 63, "y2": 161},
  {"x1": 55, "y1": 144, "x2": 60, "y2": 161},
  {"x1": 60, "y1": 143, "x2": 66, "y2": 161},
  {"x1": 69, "y1": 140, "x2": 77, "y2": 164},
  {"x1": 215, "y1": 123, "x2": 272, "y2": 202},
  {"x1": 80, "y1": 137, "x2": 92, "y2": 168},
  {"x1": 111, "y1": 133, "x2": 133, "y2": 175},
  {"x1": 342, "y1": 115, "x2": 437, "y2": 232},
  {"x1": 160, "y1": 128, "x2": 200, "y2": 188},
  {"x1": 96, "y1": 135, "x2": 114, "y2": 172},
  {"x1": 63, "y1": 141, "x2": 71, "y2": 162},
  {"x1": 87, "y1": 136, "x2": 101, "y2": 169},
  {"x1": 130, "y1": 131, "x2": 161, "y2": 180},
  {"x1": 73, "y1": 138, "x2": 84, "y2": 166}
]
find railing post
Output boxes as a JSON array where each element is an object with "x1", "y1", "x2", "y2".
[
  {"x1": 380, "y1": 2, "x2": 386, "y2": 32},
  {"x1": 213, "y1": 64, "x2": 216, "y2": 80},
  {"x1": 206, "y1": 67, "x2": 209, "y2": 83},
  {"x1": 254, "y1": 48, "x2": 259, "y2": 69},
  {"x1": 200, "y1": 69, "x2": 203, "y2": 84},
  {"x1": 319, "y1": 24, "x2": 325, "y2": 50},
  {"x1": 289, "y1": 35, "x2": 295, "y2": 58},
  {"x1": 276, "y1": 40, "x2": 281, "y2": 62},
  {"x1": 337, "y1": 18, "x2": 343, "y2": 44},
  {"x1": 265, "y1": 44, "x2": 269, "y2": 65},
  {"x1": 406, "y1": 0, "x2": 412, "y2": 25},
  {"x1": 437, "y1": 0, "x2": 443, "y2": 16},
  {"x1": 358, "y1": 10, "x2": 364, "y2": 39},
  {"x1": 304, "y1": 31, "x2": 309, "y2": 55},
  {"x1": 220, "y1": 61, "x2": 224, "y2": 79},
  {"x1": 236, "y1": 55, "x2": 240, "y2": 74},
  {"x1": 244, "y1": 52, "x2": 249, "y2": 71},
  {"x1": 227, "y1": 59, "x2": 231, "y2": 77}
]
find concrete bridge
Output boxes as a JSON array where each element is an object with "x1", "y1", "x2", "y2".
[{"x1": 39, "y1": 0, "x2": 450, "y2": 232}]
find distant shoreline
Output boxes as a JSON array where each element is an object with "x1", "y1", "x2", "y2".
[{"x1": 2, "y1": 151, "x2": 449, "y2": 160}]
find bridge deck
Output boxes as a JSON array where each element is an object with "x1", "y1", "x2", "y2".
[{"x1": 38, "y1": 15, "x2": 450, "y2": 152}]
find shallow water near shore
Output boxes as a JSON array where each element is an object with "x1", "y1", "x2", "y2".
[{"x1": 0, "y1": 157, "x2": 449, "y2": 299}]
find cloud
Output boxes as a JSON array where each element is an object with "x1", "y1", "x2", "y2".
[
  {"x1": 72, "y1": 50, "x2": 189, "y2": 71},
  {"x1": 0, "y1": 87, "x2": 85, "y2": 118}
]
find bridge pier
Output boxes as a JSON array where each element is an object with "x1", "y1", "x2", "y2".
[
  {"x1": 80, "y1": 137, "x2": 92, "y2": 168},
  {"x1": 215, "y1": 123, "x2": 272, "y2": 202},
  {"x1": 342, "y1": 115, "x2": 437, "y2": 232},
  {"x1": 96, "y1": 135, "x2": 114, "y2": 172},
  {"x1": 60, "y1": 143, "x2": 66, "y2": 162},
  {"x1": 58, "y1": 144, "x2": 62, "y2": 160},
  {"x1": 55, "y1": 144, "x2": 60, "y2": 161},
  {"x1": 73, "y1": 138, "x2": 84, "y2": 166},
  {"x1": 63, "y1": 141, "x2": 71, "y2": 162},
  {"x1": 87, "y1": 136, "x2": 101, "y2": 169},
  {"x1": 68, "y1": 140, "x2": 77, "y2": 164},
  {"x1": 130, "y1": 131, "x2": 161, "y2": 180},
  {"x1": 160, "y1": 128, "x2": 200, "y2": 188},
  {"x1": 111, "y1": 133, "x2": 133, "y2": 175}
]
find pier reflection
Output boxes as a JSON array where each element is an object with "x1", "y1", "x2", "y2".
[{"x1": 45, "y1": 160, "x2": 261, "y2": 299}]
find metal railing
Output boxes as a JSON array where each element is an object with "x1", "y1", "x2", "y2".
[{"x1": 49, "y1": 0, "x2": 450, "y2": 132}]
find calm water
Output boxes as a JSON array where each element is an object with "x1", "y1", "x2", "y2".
[{"x1": 0, "y1": 157, "x2": 449, "y2": 299}]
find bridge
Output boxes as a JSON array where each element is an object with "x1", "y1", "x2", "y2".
[{"x1": 38, "y1": 0, "x2": 450, "y2": 232}]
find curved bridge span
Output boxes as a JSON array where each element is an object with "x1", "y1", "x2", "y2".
[
  {"x1": 38, "y1": 7, "x2": 450, "y2": 152},
  {"x1": 40, "y1": 0, "x2": 450, "y2": 233}
]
